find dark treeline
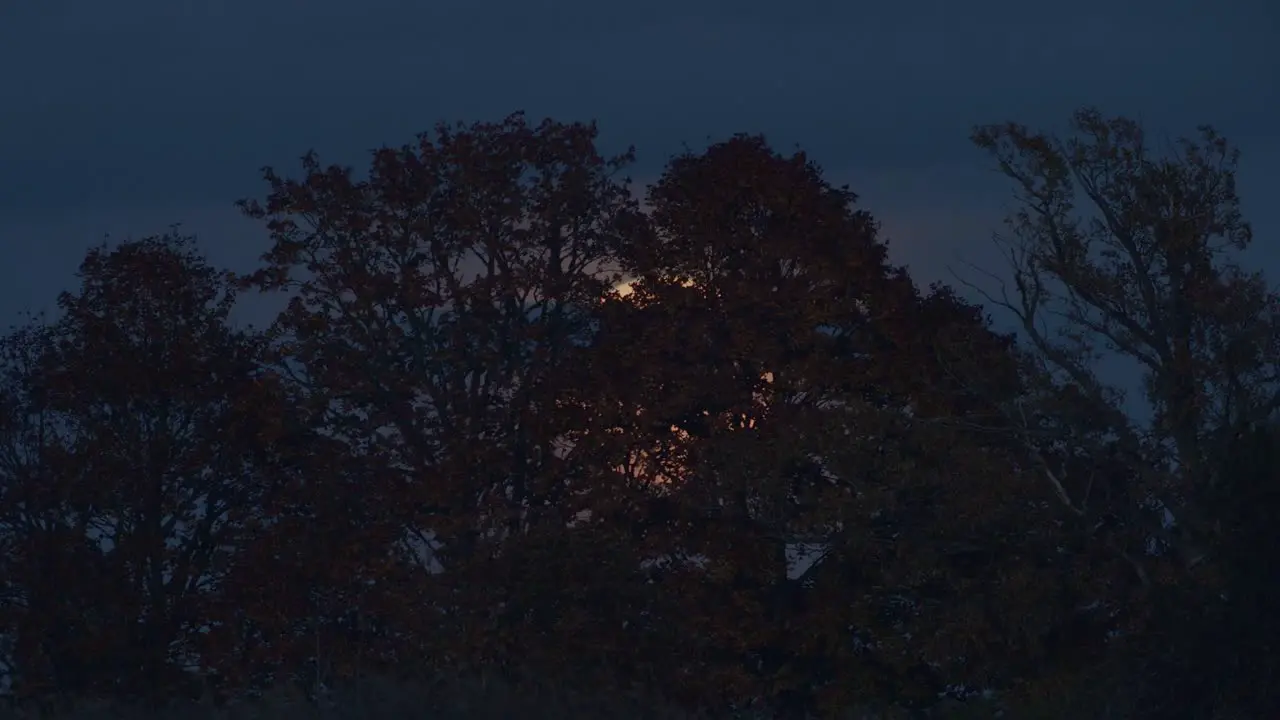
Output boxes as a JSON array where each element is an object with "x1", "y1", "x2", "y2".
[{"x1": 0, "y1": 109, "x2": 1276, "y2": 718}]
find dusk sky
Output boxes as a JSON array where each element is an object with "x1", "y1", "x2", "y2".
[{"x1": 2, "y1": 0, "x2": 1276, "y2": 342}]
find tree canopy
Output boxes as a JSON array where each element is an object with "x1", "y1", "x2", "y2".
[{"x1": 0, "y1": 108, "x2": 1275, "y2": 718}]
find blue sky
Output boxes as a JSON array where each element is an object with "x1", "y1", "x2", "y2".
[{"x1": 1, "y1": 0, "x2": 1276, "y2": 339}]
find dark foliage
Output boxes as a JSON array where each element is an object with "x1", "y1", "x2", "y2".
[{"x1": 0, "y1": 109, "x2": 1276, "y2": 719}]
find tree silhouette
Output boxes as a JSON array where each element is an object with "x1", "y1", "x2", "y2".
[
  {"x1": 236, "y1": 112, "x2": 651, "y2": 684},
  {"x1": 0, "y1": 108, "x2": 1273, "y2": 719},
  {"x1": 0, "y1": 233, "x2": 295, "y2": 704},
  {"x1": 581, "y1": 134, "x2": 1081, "y2": 714},
  {"x1": 961, "y1": 107, "x2": 1280, "y2": 717}
]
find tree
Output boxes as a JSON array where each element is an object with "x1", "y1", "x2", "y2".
[
  {"x1": 962, "y1": 107, "x2": 1280, "y2": 716},
  {"x1": 589, "y1": 134, "x2": 1075, "y2": 715},
  {"x1": 0, "y1": 233, "x2": 295, "y2": 703},
  {"x1": 237, "y1": 112, "x2": 649, "y2": 679},
  {"x1": 968, "y1": 106, "x2": 1278, "y2": 556},
  {"x1": 0, "y1": 320, "x2": 111, "y2": 702}
]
